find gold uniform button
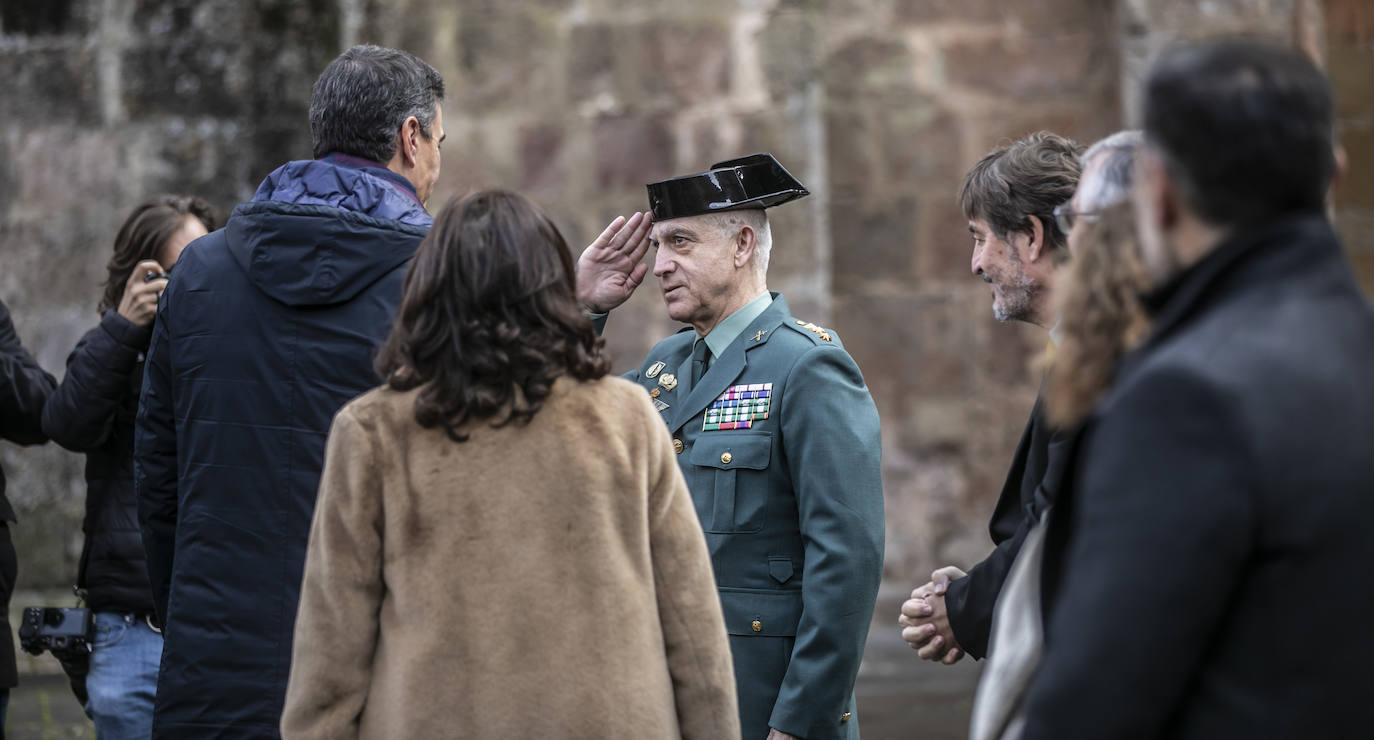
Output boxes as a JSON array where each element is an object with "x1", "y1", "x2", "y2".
[
  {"x1": 673, "y1": 439, "x2": 684, "y2": 454},
  {"x1": 751, "y1": 619, "x2": 762, "y2": 632},
  {"x1": 841, "y1": 712, "x2": 852, "y2": 723},
  {"x1": 721, "y1": 452, "x2": 733, "y2": 464},
  {"x1": 650, "y1": 388, "x2": 661, "y2": 398}
]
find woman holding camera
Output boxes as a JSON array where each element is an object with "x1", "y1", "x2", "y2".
[
  {"x1": 281, "y1": 190, "x2": 738, "y2": 739},
  {"x1": 41, "y1": 195, "x2": 217, "y2": 738}
]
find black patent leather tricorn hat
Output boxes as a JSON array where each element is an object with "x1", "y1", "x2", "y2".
[{"x1": 646, "y1": 153, "x2": 810, "y2": 221}]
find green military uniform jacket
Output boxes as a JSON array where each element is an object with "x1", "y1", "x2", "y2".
[{"x1": 608, "y1": 293, "x2": 885, "y2": 740}]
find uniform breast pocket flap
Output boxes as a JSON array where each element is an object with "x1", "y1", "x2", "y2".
[{"x1": 689, "y1": 433, "x2": 772, "y2": 532}]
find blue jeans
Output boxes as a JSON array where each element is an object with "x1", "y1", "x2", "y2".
[{"x1": 85, "y1": 612, "x2": 161, "y2": 740}]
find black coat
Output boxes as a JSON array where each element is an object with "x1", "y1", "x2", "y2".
[
  {"x1": 134, "y1": 157, "x2": 429, "y2": 738},
  {"x1": 41, "y1": 309, "x2": 157, "y2": 614},
  {"x1": 945, "y1": 392, "x2": 1068, "y2": 659},
  {"x1": 1021, "y1": 214, "x2": 1374, "y2": 739},
  {"x1": 0, "y1": 298, "x2": 57, "y2": 688}
]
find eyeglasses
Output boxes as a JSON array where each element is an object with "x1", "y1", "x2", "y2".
[{"x1": 1052, "y1": 203, "x2": 1102, "y2": 234}]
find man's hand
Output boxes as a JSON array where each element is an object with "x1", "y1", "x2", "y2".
[
  {"x1": 117, "y1": 260, "x2": 169, "y2": 327},
  {"x1": 899, "y1": 565, "x2": 967, "y2": 664},
  {"x1": 575, "y1": 211, "x2": 652, "y2": 314},
  {"x1": 766, "y1": 729, "x2": 803, "y2": 740}
]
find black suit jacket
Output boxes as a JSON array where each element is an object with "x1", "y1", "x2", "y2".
[
  {"x1": 0, "y1": 298, "x2": 57, "y2": 688},
  {"x1": 1021, "y1": 214, "x2": 1374, "y2": 739},
  {"x1": 946, "y1": 391, "x2": 1069, "y2": 659}
]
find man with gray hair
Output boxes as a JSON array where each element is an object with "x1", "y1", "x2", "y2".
[
  {"x1": 901, "y1": 131, "x2": 1143, "y2": 666},
  {"x1": 578, "y1": 153, "x2": 885, "y2": 740},
  {"x1": 1056, "y1": 130, "x2": 1146, "y2": 246},
  {"x1": 135, "y1": 45, "x2": 443, "y2": 738}
]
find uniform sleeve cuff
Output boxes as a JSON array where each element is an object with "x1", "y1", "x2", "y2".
[
  {"x1": 588, "y1": 311, "x2": 608, "y2": 336},
  {"x1": 769, "y1": 699, "x2": 854, "y2": 740}
]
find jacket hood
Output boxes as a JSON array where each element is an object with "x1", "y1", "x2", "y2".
[{"x1": 225, "y1": 160, "x2": 431, "y2": 307}]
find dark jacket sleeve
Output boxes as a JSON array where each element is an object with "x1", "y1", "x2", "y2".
[
  {"x1": 0, "y1": 299, "x2": 57, "y2": 445},
  {"x1": 42, "y1": 310, "x2": 151, "y2": 452},
  {"x1": 134, "y1": 301, "x2": 179, "y2": 622},
  {"x1": 769, "y1": 345, "x2": 885, "y2": 740},
  {"x1": 945, "y1": 514, "x2": 1033, "y2": 659},
  {"x1": 1020, "y1": 368, "x2": 1251, "y2": 740},
  {"x1": 945, "y1": 405, "x2": 1052, "y2": 659}
]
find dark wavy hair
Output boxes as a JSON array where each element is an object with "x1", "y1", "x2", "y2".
[
  {"x1": 98, "y1": 195, "x2": 219, "y2": 315},
  {"x1": 958, "y1": 131, "x2": 1083, "y2": 264},
  {"x1": 376, "y1": 189, "x2": 610, "y2": 441}
]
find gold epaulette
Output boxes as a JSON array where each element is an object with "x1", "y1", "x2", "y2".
[{"x1": 793, "y1": 319, "x2": 832, "y2": 342}]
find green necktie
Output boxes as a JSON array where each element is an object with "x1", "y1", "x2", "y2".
[{"x1": 691, "y1": 338, "x2": 710, "y2": 385}]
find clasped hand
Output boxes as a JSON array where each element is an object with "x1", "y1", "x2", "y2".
[{"x1": 899, "y1": 565, "x2": 967, "y2": 664}]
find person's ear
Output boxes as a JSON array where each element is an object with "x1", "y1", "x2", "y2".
[
  {"x1": 1024, "y1": 214, "x2": 1047, "y2": 263},
  {"x1": 733, "y1": 225, "x2": 757, "y2": 269},
  {"x1": 1332, "y1": 143, "x2": 1348, "y2": 195},
  {"x1": 1153, "y1": 158, "x2": 1182, "y2": 230},
  {"x1": 1135, "y1": 149, "x2": 1174, "y2": 231},
  {"x1": 398, "y1": 116, "x2": 421, "y2": 168}
]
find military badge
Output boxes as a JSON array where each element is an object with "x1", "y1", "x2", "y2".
[
  {"x1": 652, "y1": 399, "x2": 670, "y2": 412},
  {"x1": 645, "y1": 361, "x2": 665, "y2": 379},
  {"x1": 658, "y1": 373, "x2": 678, "y2": 391},
  {"x1": 703, "y1": 383, "x2": 773, "y2": 431}
]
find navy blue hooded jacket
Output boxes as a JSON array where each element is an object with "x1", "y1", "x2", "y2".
[{"x1": 134, "y1": 156, "x2": 430, "y2": 739}]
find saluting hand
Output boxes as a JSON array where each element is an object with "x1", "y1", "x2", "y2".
[
  {"x1": 575, "y1": 211, "x2": 652, "y2": 314},
  {"x1": 117, "y1": 259, "x2": 169, "y2": 327}
]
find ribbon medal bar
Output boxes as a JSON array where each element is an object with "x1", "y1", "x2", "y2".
[{"x1": 703, "y1": 383, "x2": 773, "y2": 431}]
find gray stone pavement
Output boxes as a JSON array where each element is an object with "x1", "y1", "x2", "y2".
[
  {"x1": 855, "y1": 585, "x2": 981, "y2": 740},
  {"x1": 6, "y1": 585, "x2": 980, "y2": 739}
]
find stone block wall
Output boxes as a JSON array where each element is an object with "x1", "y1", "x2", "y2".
[
  {"x1": 1326, "y1": 0, "x2": 1374, "y2": 294},
  {"x1": 0, "y1": 0, "x2": 1360, "y2": 600}
]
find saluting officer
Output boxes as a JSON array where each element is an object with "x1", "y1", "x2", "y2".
[{"x1": 577, "y1": 153, "x2": 885, "y2": 740}]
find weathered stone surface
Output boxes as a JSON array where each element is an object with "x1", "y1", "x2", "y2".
[
  {"x1": 917, "y1": 190, "x2": 978, "y2": 282},
  {"x1": 592, "y1": 114, "x2": 674, "y2": 189},
  {"x1": 122, "y1": 42, "x2": 248, "y2": 119},
  {"x1": 639, "y1": 22, "x2": 733, "y2": 104},
  {"x1": 1, "y1": 0, "x2": 84, "y2": 36},
  {"x1": 1325, "y1": 0, "x2": 1373, "y2": 43},
  {"x1": 942, "y1": 32, "x2": 1111, "y2": 101},
  {"x1": 896, "y1": 0, "x2": 1114, "y2": 32},
  {"x1": 0, "y1": 46, "x2": 98, "y2": 124},
  {"x1": 518, "y1": 120, "x2": 567, "y2": 195},
  {"x1": 824, "y1": 36, "x2": 919, "y2": 105},
  {"x1": 451, "y1": 5, "x2": 563, "y2": 111},
  {"x1": 566, "y1": 22, "x2": 622, "y2": 106},
  {"x1": 756, "y1": 9, "x2": 821, "y2": 105},
  {"x1": 1336, "y1": 126, "x2": 1374, "y2": 210},
  {"x1": 1330, "y1": 44, "x2": 1374, "y2": 121},
  {"x1": 826, "y1": 100, "x2": 963, "y2": 199},
  {"x1": 830, "y1": 196, "x2": 920, "y2": 290}
]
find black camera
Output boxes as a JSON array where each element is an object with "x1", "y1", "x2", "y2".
[{"x1": 18, "y1": 607, "x2": 94, "y2": 659}]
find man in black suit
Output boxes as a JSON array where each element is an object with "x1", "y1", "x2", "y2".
[
  {"x1": 901, "y1": 129, "x2": 1156, "y2": 664},
  {"x1": 898, "y1": 132, "x2": 1090, "y2": 664},
  {"x1": 1018, "y1": 38, "x2": 1374, "y2": 739},
  {"x1": 0, "y1": 298, "x2": 57, "y2": 736}
]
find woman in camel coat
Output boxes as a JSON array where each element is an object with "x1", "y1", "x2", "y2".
[{"x1": 281, "y1": 190, "x2": 738, "y2": 739}]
